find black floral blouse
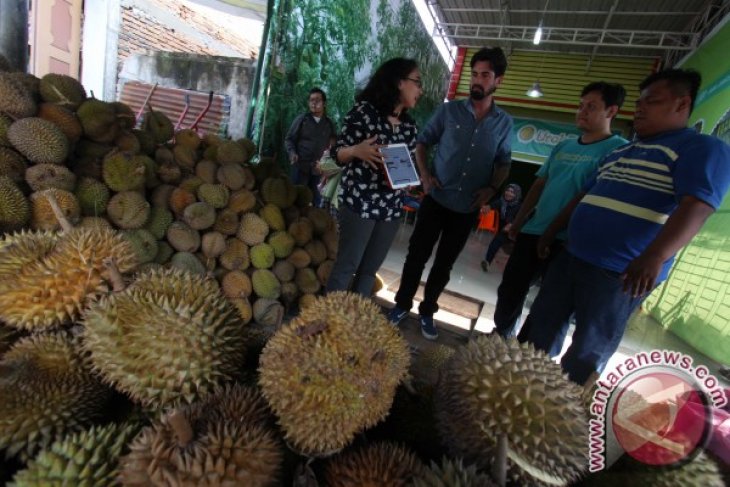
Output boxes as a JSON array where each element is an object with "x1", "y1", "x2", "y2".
[{"x1": 334, "y1": 101, "x2": 418, "y2": 221}]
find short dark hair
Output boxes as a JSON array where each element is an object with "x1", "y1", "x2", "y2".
[
  {"x1": 357, "y1": 57, "x2": 419, "y2": 117},
  {"x1": 470, "y1": 47, "x2": 508, "y2": 77},
  {"x1": 639, "y1": 69, "x2": 702, "y2": 113},
  {"x1": 309, "y1": 87, "x2": 326, "y2": 103},
  {"x1": 581, "y1": 82, "x2": 626, "y2": 109}
]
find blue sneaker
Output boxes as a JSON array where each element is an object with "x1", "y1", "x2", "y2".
[
  {"x1": 420, "y1": 315, "x2": 438, "y2": 340},
  {"x1": 387, "y1": 306, "x2": 408, "y2": 326}
]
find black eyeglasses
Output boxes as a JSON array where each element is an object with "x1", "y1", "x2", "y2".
[{"x1": 404, "y1": 77, "x2": 422, "y2": 88}]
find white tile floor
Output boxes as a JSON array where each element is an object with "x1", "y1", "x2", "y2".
[{"x1": 379, "y1": 222, "x2": 729, "y2": 387}]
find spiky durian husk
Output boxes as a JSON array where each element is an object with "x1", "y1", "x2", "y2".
[
  {"x1": 119, "y1": 389, "x2": 282, "y2": 486},
  {"x1": 412, "y1": 344, "x2": 456, "y2": 386},
  {"x1": 0, "y1": 230, "x2": 59, "y2": 280},
  {"x1": 258, "y1": 291, "x2": 410, "y2": 456},
  {"x1": 412, "y1": 457, "x2": 497, "y2": 487},
  {"x1": 578, "y1": 451, "x2": 724, "y2": 487},
  {"x1": 11, "y1": 421, "x2": 143, "y2": 486},
  {"x1": 0, "y1": 333, "x2": 111, "y2": 461},
  {"x1": 83, "y1": 267, "x2": 247, "y2": 408},
  {"x1": 435, "y1": 335, "x2": 588, "y2": 486},
  {"x1": 0, "y1": 227, "x2": 137, "y2": 331},
  {"x1": 324, "y1": 442, "x2": 425, "y2": 487}
]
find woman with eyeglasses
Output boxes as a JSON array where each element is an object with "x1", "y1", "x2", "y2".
[{"x1": 325, "y1": 57, "x2": 423, "y2": 296}]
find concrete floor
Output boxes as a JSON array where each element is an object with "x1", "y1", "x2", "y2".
[{"x1": 376, "y1": 221, "x2": 729, "y2": 388}]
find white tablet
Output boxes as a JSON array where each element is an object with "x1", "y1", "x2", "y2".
[{"x1": 380, "y1": 143, "x2": 420, "y2": 189}]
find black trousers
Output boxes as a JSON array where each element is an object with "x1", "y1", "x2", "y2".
[
  {"x1": 395, "y1": 195, "x2": 478, "y2": 316},
  {"x1": 494, "y1": 232, "x2": 564, "y2": 339}
]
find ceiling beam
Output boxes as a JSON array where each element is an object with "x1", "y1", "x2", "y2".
[
  {"x1": 434, "y1": 23, "x2": 698, "y2": 51},
  {"x1": 439, "y1": 8, "x2": 702, "y2": 16},
  {"x1": 586, "y1": 0, "x2": 619, "y2": 71}
]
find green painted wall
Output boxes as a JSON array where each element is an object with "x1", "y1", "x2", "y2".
[
  {"x1": 250, "y1": 0, "x2": 449, "y2": 167},
  {"x1": 643, "y1": 18, "x2": 730, "y2": 364}
]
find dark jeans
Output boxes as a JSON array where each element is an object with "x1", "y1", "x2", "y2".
[
  {"x1": 527, "y1": 251, "x2": 645, "y2": 385},
  {"x1": 325, "y1": 205, "x2": 400, "y2": 296},
  {"x1": 484, "y1": 232, "x2": 506, "y2": 263},
  {"x1": 394, "y1": 195, "x2": 478, "y2": 316},
  {"x1": 291, "y1": 163, "x2": 322, "y2": 207},
  {"x1": 494, "y1": 233, "x2": 564, "y2": 339}
]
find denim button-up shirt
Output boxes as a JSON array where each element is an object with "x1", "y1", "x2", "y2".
[{"x1": 418, "y1": 99, "x2": 513, "y2": 213}]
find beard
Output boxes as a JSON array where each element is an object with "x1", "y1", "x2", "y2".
[{"x1": 470, "y1": 84, "x2": 496, "y2": 100}]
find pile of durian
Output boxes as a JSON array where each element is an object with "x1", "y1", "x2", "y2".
[{"x1": 1, "y1": 60, "x2": 727, "y2": 486}]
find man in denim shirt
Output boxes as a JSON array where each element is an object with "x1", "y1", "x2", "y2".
[{"x1": 388, "y1": 47, "x2": 513, "y2": 340}]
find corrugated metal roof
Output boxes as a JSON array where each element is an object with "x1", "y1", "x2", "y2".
[
  {"x1": 433, "y1": 0, "x2": 714, "y2": 58},
  {"x1": 451, "y1": 47, "x2": 657, "y2": 120},
  {"x1": 119, "y1": 81, "x2": 231, "y2": 136}
]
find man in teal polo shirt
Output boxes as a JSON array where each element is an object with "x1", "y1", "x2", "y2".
[
  {"x1": 388, "y1": 47, "x2": 513, "y2": 340},
  {"x1": 494, "y1": 82, "x2": 628, "y2": 343}
]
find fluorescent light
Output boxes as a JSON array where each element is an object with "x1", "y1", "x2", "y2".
[
  {"x1": 526, "y1": 81, "x2": 544, "y2": 98},
  {"x1": 533, "y1": 23, "x2": 543, "y2": 45}
]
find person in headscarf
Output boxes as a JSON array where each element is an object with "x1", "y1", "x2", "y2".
[{"x1": 481, "y1": 183, "x2": 522, "y2": 271}]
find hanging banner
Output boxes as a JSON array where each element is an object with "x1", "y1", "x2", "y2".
[{"x1": 511, "y1": 118, "x2": 581, "y2": 164}]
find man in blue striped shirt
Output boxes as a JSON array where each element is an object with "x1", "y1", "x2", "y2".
[{"x1": 527, "y1": 69, "x2": 730, "y2": 385}]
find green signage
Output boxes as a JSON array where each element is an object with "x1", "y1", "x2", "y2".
[{"x1": 511, "y1": 118, "x2": 581, "y2": 163}]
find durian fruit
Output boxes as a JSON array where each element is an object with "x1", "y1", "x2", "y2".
[
  {"x1": 214, "y1": 207, "x2": 239, "y2": 235},
  {"x1": 259, "y1": 204, "x2": 285, "y2": 231},
  {"x1": 25, "y1": 163, "x2": 76, "y2": 192},
  {"x1": 304, "y1": 239, "x2": 327, "y2": 266},
  {"x1": 259, "y1": 292, "x2": 410, "y2": 456},
  {"x1": 143, "y1": 110, "x2": 174, "y2": 144},
  {"x1": 195, "y1": 159, "x2": 218, "y2": 183},
  {"x1": 230, "y1": 297, "x2": 253, "y2": 324},
  {"x1": 30, "y1": 188, "x2": 80, "y2": 231},
  {"x1": 175, "y1": 128, "x2": 201, "y2": 150},
  {"x1": 166, "y1": 221, "x2": 201, "y2": 253},
  {"x1": 287, "y1": 248, "x2": 312, "y2": 269},
  {"x1": 0, "y1": 72, "x2": 37, "y2": 118},
  {"x1": 216, "y1": 140, "x2": 246, "y2": 165},
  {"x1": 0, "y1": 226, "x2": 138, "y2": 331},
  {"x1": 144, "y1": 206, "x2": 173, "y2": 239},
  {"x1": 102, "y1": 151, "x2": 146, "y2": 192},
  {"x1": 37, "y1": 102, "x2": 82, "y2": 143},
  {"x1": 280, "y1": 281, "x2": 299, "y2": 307},
  {"x1": 76, "y1": 99, "x2": 119, "y2": 143},
  {"x1": 78, "y1": 216, "x2": 112, "y2": 230},
  {"x1": 106, "y1": 191, "x2": 150, "y2": 229},
  {"x1": 578, "y1": 451, "x2": 724, "y2": 487},
  {"x1": 74, "y1": 177, "x2": 110, "y2": 216},
  {"x1": 8, "y1": 72, "x2": 41, "y2": 102},
  {"x1": 38, "y1": 73, "x2": 86, "y2": 109},
  {"x1": 155, "y1": 146, "x2": 175, "y2": 165},
  {"x1": 299, "y1": 293, "x2": 317, "y2": 309},
  {"x1": 323, "y1": 227, "x2": 339, "y2": 259},
  {"x1": 0, "y1": 114, "x2": 14, "y2": 146},
  {"x1": 0, "y1": 146, "x2": 29, "y2": 183},
  {"x1": 0, "y1": 333, "x2": 111, "y2": 461},
  {"x1": 0, "y1": 230, "x2": 59, "y2": 280},
  {"x1": 228, "y1": 188, "x2": 257, "y2": 213},
  {"x1": 268, "y1": 230, "x2": 295, "y2": 259},
  {"x1": 201, "y1": 231, "x2": 226, "y2": 259},
  {"x1": 119, "y1": 384, "x2": 282, "y2": 486},
  {"x1": 295, "y1": 267, "x2": 320, "y2": 294},
  {"x1": 238, "y1": 212, "x2": 269, "y2": 246},
  {"x1": 116, "y1": 131, "x2": 141, "y2": 153},
  {"x1": 169, "y1": 251, "x2": 207, "y2": 276},
  {"x1": 413, "y1": 344, "x2": 456, "y2": 386},
  {"x1": 83, "y1": 267, "x2": 248, "y2": 407},
  {"x1": 250, "y1": 243, "x2": 275, "y2": 269},
  {"x1": 289, "y1": 217, "x2": 314, "y2": 246},
  {"x1": 150, "y1": 184, "x2": 175, "y2": 208},
  {"x1": 7, "y1": 117, "x2": 69, "y2": 164},
  {"x1": 252, "y1": 269, "x2": 281, "y2": 299},
  {"x1": 238, "y1": 137, "x2": 256, "y2": 162},
  {"x1": 252, "y1": 298, "x2": 284, "y2": 327},
  {"x1": 219, "y1": 238, "x2": 249, "y2": 271},
  {"x1": 317, "y1": 260, "x2": 334, "y2": 286},
  {"x1": 435, "y1": 335, "x2": 588, "y2": 486},
  {"x1": 0, "y1": 176, "x2": 30, "y2": 232},
  {"x1": 324, "y1": 442, "x2": 425, "y2": 487},
  {"x1": 198, "y1": 183, "x2": 229, "y2": 209},
  {"x1": 168, "y1": 187, "x2": 196, "y2": 216},
  {"x1": 272, "y1": 260, "x2": 295, "y2": 283},
  {"x1": 217, "y1": 163, "x2": 246, "y2": 190},
  {"x1": 261, "y1": 177, "x2": 295, "y2": 208},
  {"x1": 305, "y1": 206, "x2": 335, "y2": 235},
  {"x1": 123, "y1": 229, "x2": 159, "y2": 264},
  {"x1": 183, "y1": 201, "x2": 216, "y2": 230},
  {"x1": 412, "y1": 457, "x2": 497, "y2": 487},
  {"x1": 157, "y1": 161, "x2": 182, "y2": 185},
  {"x1": 11, "y1": 421, "x2": 143, "y2": 486},
  {"x1": 154, "y1": 241, "x2": 174, "y2": 264},
  {"x1": 133, "y1": 129, "x2": 156, "y2": 155},
  {"x1": 179, "y1": 175, "x2": 205, "y2": 194},
  {"x1": 222, "y1": 270, "x2": 253, "y2": 299},
  {"x1": 173, "y1": 144, "x2": 197, "y2": 170}
]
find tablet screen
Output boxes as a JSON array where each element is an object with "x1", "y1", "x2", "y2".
[{"x1": 380, "y1": 143, "x2": 420, "y2": 189}]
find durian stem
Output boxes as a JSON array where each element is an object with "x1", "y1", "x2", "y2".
[
  {"x1": 492, "y1": 434, "x2": 508, "y2": 487},
  {"x1": 168, "y1": 411, "x2": 194, "y2": 447},
  {"x1": 103, "y1": 258, "x2": 126, "y2": 292},
  {"x1": 46, "y1": 193, "x2": 74, "y2": 233}
]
